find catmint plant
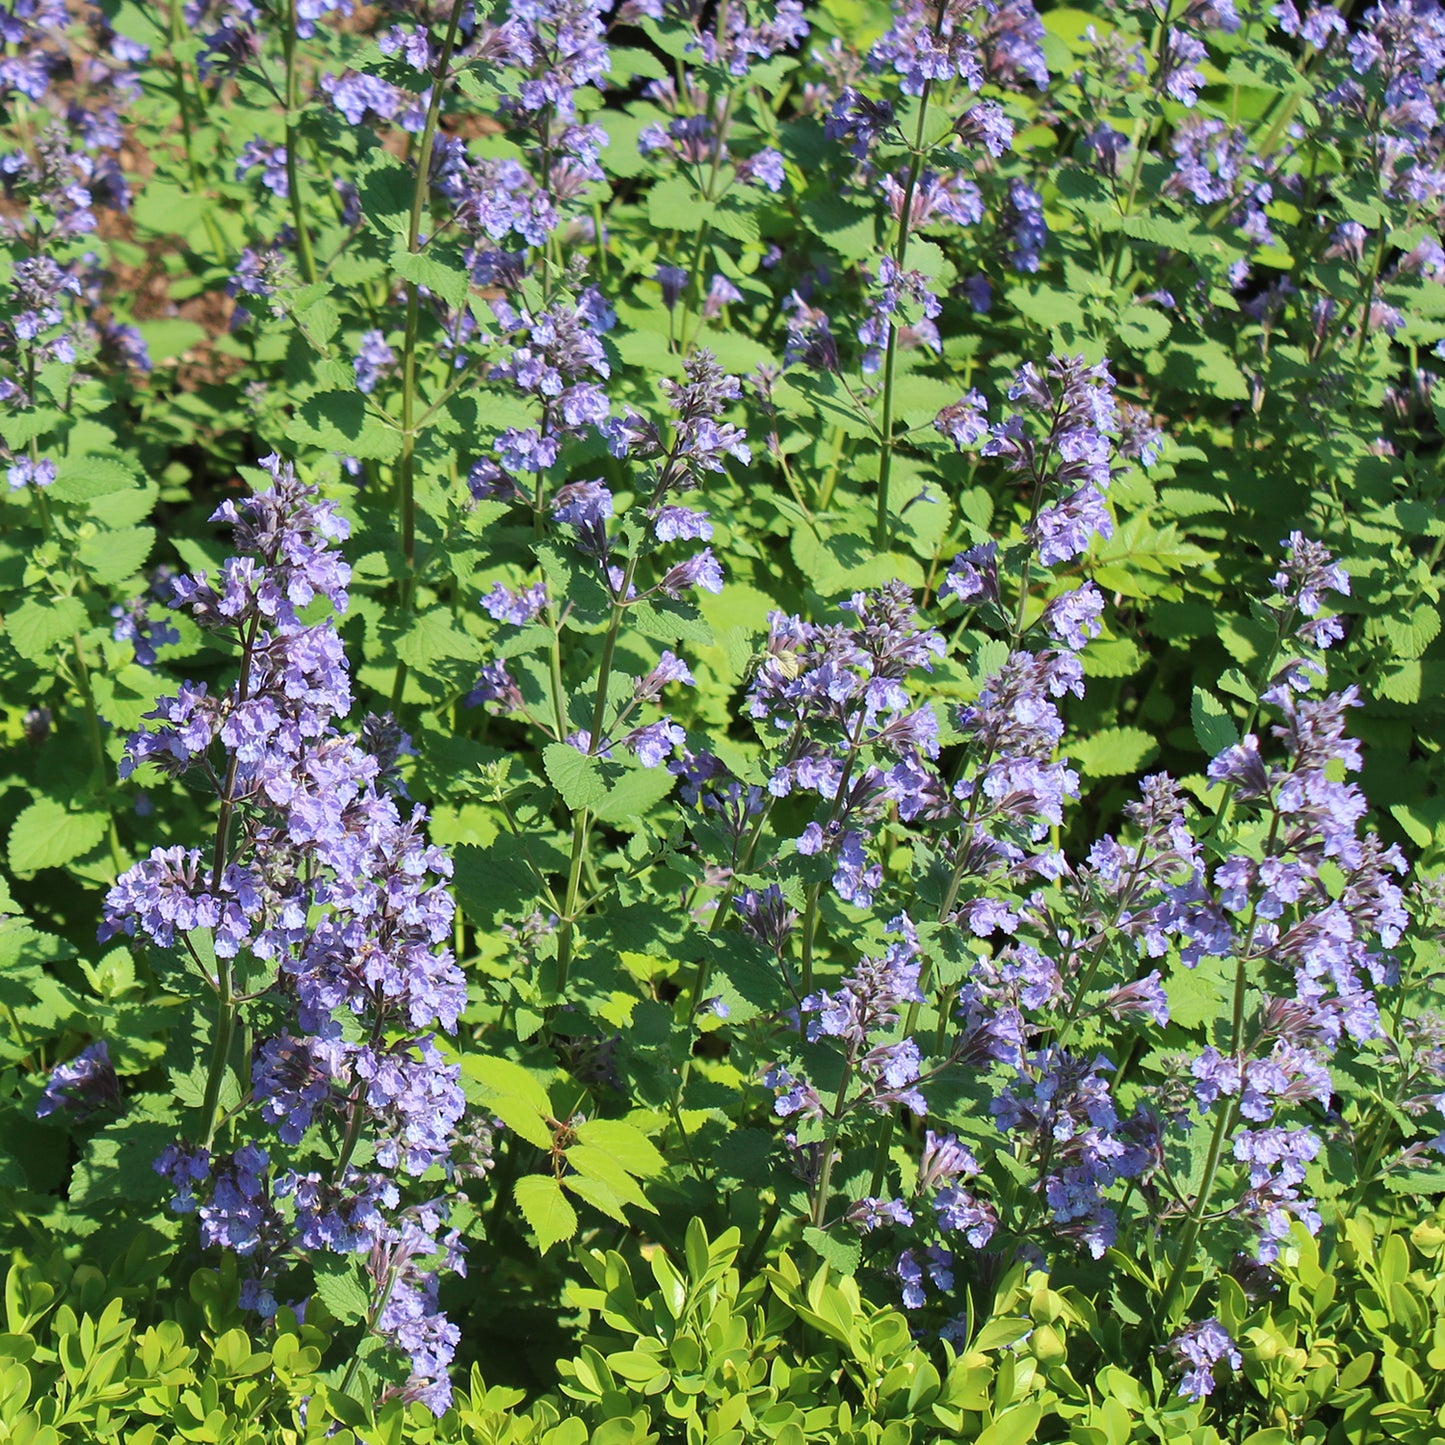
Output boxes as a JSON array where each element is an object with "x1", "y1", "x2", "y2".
[
  {"x1": 12, "y1": 0, "x2": 1445, "y2": 1433},
  {"x1": 101, "y1": 458, "x2": 471, "y2": 1411}
]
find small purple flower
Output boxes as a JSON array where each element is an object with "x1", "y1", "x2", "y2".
[
  {"x1": 353, "y1": 330, "x2": 396, "y2": 394},
  {"x1": 1171, "y1": 1319, "x2": 1241, "y2": 1400},
  {"x1": 935, "y1": 390, "x2": 989, "y2": 448},
  {"x1": 654, "y1": 265, "x2": 688, "y2": 309},
  {"x1": 235, "y1": 139, "x2": 289, "y2": 197},
  {"x1": 1045, "y1": 584, "x2": 1105, "y2": 651},
  {"x1": 658, "y1": 548, "x2": 724, "y2": 598},
  {"x1": 625, "y1": 719, "x2": 686, "y2": 768},
  {"x1": 654, "y1": 506, "x2": 713, "y2": 542},
  {"x1": 7, "y1": 457, "x2": 56, "y2": 491},
  {"x1": 481, "y1": 581, "x2": 548, "y2": 625},
  {"x1": 738, "y1": 148, "x2": 785, "y2": 191},
  {"x1": 36, "y1": 1042, "x2": 120, "y2": 1119}
]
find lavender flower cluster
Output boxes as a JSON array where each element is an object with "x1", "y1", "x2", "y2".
[
  {"x1": 97, "y1": 459, "x2": 469, "y2": 1412},
  {"x1": 729, "y1": 335, "x2": 1413, "y2": 1354},
  {"x1": 0, "y1": 0, "x2": 149, "y2": 442},
  {"x1": 470, "y1": 348, "x2": 748, "y2": 777}
]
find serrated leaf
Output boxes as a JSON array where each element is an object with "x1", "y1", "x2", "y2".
[
  {"x1": 802, "y1": 1226, "x2": 861, "y2": 1275},
  {"x1": 485, "y1": 1092, "x2": 557, "y2": 1151},
  {"x1": 393, "y1": 610, "x2": 482, "y2": 672},
  {"x1": 1164, "y1": 340, "x2": 1250, "y2": 401},
  {"x1": 313, "y1": 1261, "x2": 372, "y2": 1324},
  {"x1": 515, "y1": 1174, "x2": 577, "y2": 1253},
  {"x1": 648, "y1": 174, "x2": 711, "y2": 236},
  {"x1": 452, "y1": 840, "x2": 541, "y2": 926},
  {"x1": 8, "y1": 800, "x2": 108, "y2": 874},
  {"x1": 1382, "y1": 605, "x2": 1441, "y2": 660},
  {"x1": 1070, "y1": 726, "x2": 1159, "y2": 779},
  {"x1": 564, "y1": 1147, "x2": 656, "y2": 1213},
  {"x1": 608, "y1": 44, "x2": 669, "y2": 79},
  {"x1": 7, "y1": 596, "x2": 87, "y2": 661},
  {"x1": 391, "y1": 241, "x2": 472, "y2": 310},
  {"x1": 0, "y1": 407, "x2": 64, "y2": 448},
  {"x1": 358, "y1": 156, "x2": 413, "y2": 233},
  {"x1": 628, "y1": 598, "x2": 712, "y2": 646},
  {"x1": 461, "y1": 1055, "x2": 554, "y2": 1118},
  {"x1": 561, "y1": 1172, "x2": 631, "y2": 1224},
  {"x1": 710, "y1": 195, "x2": 761, "y2": 244},
  {"x1": 1191, "y1": 687, "x2": 1237, "y2": 757},
  {"x1": 1383, "y1": 1163, "x2": 1445, "y2": 1196},
  {"x1": 78, "y1": 526, "x2": 154, "y2": 585},
  {"x1": 543, "y1": 743, "x2": 609, "y2": 809},
  {"x1": 287, "y1": 392, "x2": 403, "y2": 461},
  {"x1": 591, "y1": 764, "x2": 676, "y2": 823},
  {"x1": 48, "y1": 455, "x2": 139, "y2": 504},
  {"x1": 1376, "y1": 660, "x2": 1421, "y2": 704},
  {"x1": 573, "y1": 1119, "x2": 665, "y2": 1178},
  {"x1": 799, "y1": 193, "x2": 876, "y2": 262}
]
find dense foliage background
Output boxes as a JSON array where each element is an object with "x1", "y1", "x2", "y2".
[{"x1": 5, "y1": 0, "x2": 1445, "y2": 1438}]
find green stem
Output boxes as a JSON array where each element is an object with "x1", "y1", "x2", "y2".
[
  {"x1": 339, "y1": 1259, "x2": 402, "y2": 1398},
  {"x1": 874, "y1": 84, "x2": 934, "y2": 551},
  {"x1": 799, "y1": 882, "x2": 822, "y2": 995},
  {"x1": 552, "y1": 552, "x2": 643, "y2": 1001},
  {"x1": 391, "y1": 0, "x2": 468, "y2": 705},
  {"x1": 1106, "y1": 16, "x2": 1174, "y2": 291},
  {"x1": 1157, "y1": 855, "x2": 1272, "y2": 1321},
  {"x1": 70, "y1": 635, "x2": 124, "y2": 874},
  {"x1": 811, "y1": 1055, "x2": 856, "y2": 1229},
  {"x1": 283, "y1": 0, "x2": 318, "y2": 285},
  {"x1": 197, "y1": 992, "x2": 236, "y2": 1151},
  {"x1": 193, "y1": 619, "x2": 261, "y2": 1151}
]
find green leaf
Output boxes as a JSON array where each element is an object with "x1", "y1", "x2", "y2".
[
  {"x1": 561, "y1": 1173, "x2": 631, "y2": 1225},
  {"x1": 136, "y1": 320, "x2": 207, "y2": 366},
  {"x1": 564, "y1": 1147, "x2": 656, "y2": 1212},
  {"x1": 591, "y1": 765, "x2": 676, "y2": 823},
  {"x1": 799, "y1": 193, "x2": 876, "y2": 262},
  {"x1": 462, "y1": 1055, "x2": 554, "y2": 1118},
  {"x1": 647, "y1": 174, "x2": 710, "y2": 235},
  {"x1": 1382, "y1": 605, "x2": 1441, "y2": 660},
  {"x1": 462, "y1": 1055, "x2": 556, "y2": 1150},
  {"x1": 48, "y1": 456, "x2": 140, "y2": 504},
  {"x1": 1164, "y1": 340, "x2": 1250, "y2": 401},
  {"x1": 515, "y1": 1174, "x2": 577, "y2": 1254},
  {"x1": 8, "y1": 800, "x2": 108, "y2": 874},
  {"x1": 78, "y1": 526, "x2": 154, "y2": 585},
  {"x1": 802, "y1": 1226, "x2": 861, "y2": 1276},
  {"x1": 287, "y1": 393, "x2": 403, "y2": 461},
  {"x1": 390, "y1": 240, "x2": 472, "y2": 310},
  {"x1": 1070, "y1": 727, "x2": 1159, "y2": 779},
  {"x1": 358, "y1": 154, "x2": 414, "y2": 233},
  {"x1": 453, "y1": 840, "x2": 542, "y2": 926},
  {"x1": 607, "y1": 44, "x2": 668, "y2": 79},
  {"x1": 484, "y1": 1095, "x2": 556, "y2": 1152},
  {"x1": 975, "y1": 1404, "x2": 1043, "y2": 1445},
  {"x1": 1383, "y1": 1163, "x2": 1445, "y2": 1196},
  {"x1": 393, "y1": 610, "x2": 482, "y2": 673},
  {"x1": 132, "y1": 179, "x2": 209, "y2": 237},
  {"x1": 710, "y1": 195, "x2": 761, "y2": 244},
  {"x1": 543, "y1": 743, "x2": 609, "y2": 809},
  {"x1": 0, "y1": 407, "x2": 63, "y2": 448},
  {"x1": 7, "y1": 596, "x2": 87, "y2": 661},
  {"x1": 313, "y1": 1261, "x2": 371, "y2": 1325},
  {"x1": 1191, "y1": 687, "x2": 1237, "y2": 756},
  {"x1": 573, "y1": 1118, "x2": 665, "y2": 1178},
  {"x1": 627, "y1": 599, "x2": 712, "y2": 646}
]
